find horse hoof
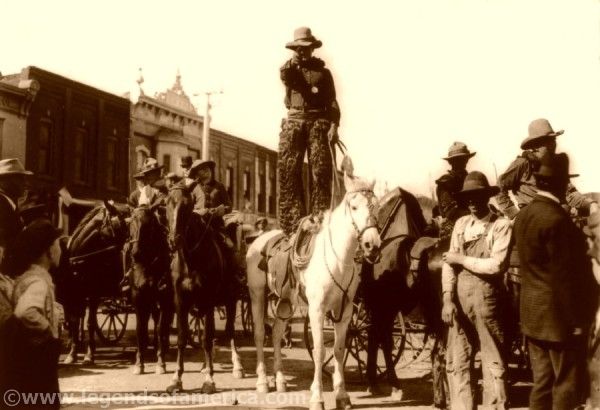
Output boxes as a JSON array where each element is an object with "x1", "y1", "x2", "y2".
[
  {"x1": 367, "y1": 385, "x2": 383, "y2": 397},
  {"x1": 63, "y1": 354, "x2": 77, "y2": 365},
  {"x1": 336, "y1": 397, "x2": 352, "y2": 410},
  {"x1": 390, "y1": 387, "x2": 403, "y2": 401},
  {"x1": 201, "y1": 381, "x2": 216, "y2": 394},
  {"x1": 132, "y1": 365, "x2": 144, "y2": 375},
  {"x1": 256, "y1": 382, "x2": 269, "y2": 393},
  {"x1": 276, "y1": 380, "x2": 287, "y2": 393},
  {"x1": 309, "y1": 402, "x2": 326, "y2": 410},
  {"x1": 166, "y1": 381, "x2": 183, "y2": 394},
  {"x1": 232, "y1": 369, "x2": 244, "y2": 379},
  {"x1": 82, "y1": 356, "x2": 94, "y2": 366},
  {"x1": 155, "y1": 364, "x2": 166, "y2": 375}
]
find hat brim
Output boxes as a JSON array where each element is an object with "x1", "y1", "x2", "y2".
[
  {"x1": 520, "y1": 130, "x2": 564, "y2": 150},
  {"x1": 533, "y1": 172, "x2": 579, "y2": 180},
  {"x1": 0, "y1": 170, "x2": 33, "y2": 176},
  {"x1": 189, "y1": 161, "x2": 216, "y2": 173},
  {"x1": 133, "y1": 166, "x2": 164, "y2": 179},
  {"x1": 443, "y1": 152, "x2": 476, "y2": 161},
  {"x1": 456, "y1": 186, "x2": 500, "y2": 198},
  {"x1": 286, "y1": 39, "x2": 322, "y2": 50}
]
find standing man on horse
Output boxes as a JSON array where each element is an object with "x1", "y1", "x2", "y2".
[
  {"x1": 496, "y1": 118, "x2": 598, "y2": 219},
  {"x1": 441, "y1": 171, "x2": 512, "y2": 410},
  {"x1": 278, "y1": 26, "x2": 340, "y2": 237},
  {"x1": 515, "y1": 154, "x2": 597, "y2": 410}
]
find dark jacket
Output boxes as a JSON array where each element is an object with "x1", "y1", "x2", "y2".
[
  {"x1": 0, "y1": 193, "x2": 24, "y2": 277},
  {"x1": 191, "y1": 180, "x2": 232, "y2": 228},
  {"x1": 280, "y1": 57, "x2": 340, "y2": 125},
  {"x1": 515, "y1": 194, "x2": 597, "y2": 342},
  {"x1": 496, "y1": 152, "x2": 593, "y2": 219},
  {"x1": 435, "y1": 169, "x2": 468, "y2": 238}
]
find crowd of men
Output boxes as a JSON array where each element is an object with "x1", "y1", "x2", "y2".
[{"x1": 0, "y1": 25, "x2": 599, "y2": 410}]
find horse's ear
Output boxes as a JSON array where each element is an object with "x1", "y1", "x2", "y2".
[
  {"x1": 367, "y1": 178, "x2": 376, "y2": 191},
  {"x1": 341, "y1": 155, "x2": 354, "y2": 178},
  {"x1": 104, "y1": 199, "x2": 117, "y2": 216}
]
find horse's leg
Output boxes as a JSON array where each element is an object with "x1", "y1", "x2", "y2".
[
  {"x1": 381, "y1": 314, "x2": 403, "y2": 400},
  {"x1": 201, "y1": 308, "x2": 217, "y2": 394},
  {"x1": 133, "y1": 289, "x2": 150, "y2": 375},
  {"x1": 366, "y1": 321, "x2": 380, "y2": 394},
  {"x1": 63, "y1": 310, "x2": 79, "y2": 364},
  {"x1": 308, "y1": 304, "x2": 326, "y2": 410},
  {"x1": 332, "y1": 303, "x2": 354, "y2": 410},
  {"x1": 167, "y1": 292, "x2": 189, "y2": 393},
  {"x1": 156, "y1": 288, "x2": 173, "y2": 375},
  {"x1": 273, "y1": 316, "x2": 289, "y2": 392},
  {"x1": 83, "y1": 298, "x2": 98, "y2": 365},
  {"x1": 226, "y1": 299, "x2": 244, "y2": 379}
]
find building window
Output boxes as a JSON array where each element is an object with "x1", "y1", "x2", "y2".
[
  {"x1": 243, "y1": 170, "x2": 251, "y2": 203},
  {"x1": 269, "y1": 173, "x2": 276, "y2": 214},
  {"x1": 163, "y1": 154, "x2": 171, "y2": 174},
  {"x1": 258, "y1": 172, "x2": 266, "y2": 213},
  {"x1": 74, "y1": 127, "x2": 88, "y2": 183},
  {"x1": 106, "y1": 138, "x2": 118, "y2": 189},
  {"x1": 225, "y1": 166, "x2": 235, "y2": 203},
  {"x1": 38, "y1": 119, "x2": 53, "y2": 175}
]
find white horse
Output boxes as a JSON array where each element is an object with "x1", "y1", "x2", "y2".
[{"x1": 246, "y1": 171, "x2": 381, "y2": 410}]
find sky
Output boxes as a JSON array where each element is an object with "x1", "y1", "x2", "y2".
[{"x1": 2, "y1": 0, "x2": 600, "y2": 197}]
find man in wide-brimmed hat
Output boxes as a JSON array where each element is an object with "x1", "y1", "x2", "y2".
[
  {"x1": 514, "y1": 153, "x2": 597, "y2": 409},
  {"x1": 0, "y1": 158, "x2": 33, "y2": 276},
  {"x1": 179, "y1": 155, "x2": 194, "y2": 187},
  {"x1": 128, "y1": 157, "x2": 165, "y2": 208},
  {"x1": 496, "y1": 118, "x2": 598, "y2": 219},
  {"x1": 278, "y1": 26, "x2": 341, "y2": 237},
  {"x1": 441, "y1": 171, "x2": 512, "y2": 410},
  {"x1": 436, "y1": 141, "x2": 477, "y2": 238}
]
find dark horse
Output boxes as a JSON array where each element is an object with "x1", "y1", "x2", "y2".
[
  {"x1": 128, "y1": 205, "x2": 174, "y2": 375},
  {"x1": 361, "y1": 187, "x2": 448, "y2": 406},
  {"x1": 165, "y1": 185, "x2": 244, "y2": 393},
  {"x1": 55, "y1": 202, "x2": 129, "y2": 365}
]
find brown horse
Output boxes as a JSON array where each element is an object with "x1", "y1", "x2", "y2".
[
  {"x1": 127, "y1": 205, "x2": 174, "y2": 375},
  {"x1": 164, "y1": 185, "x2": 243, "y2": 393},
  {"x1": 360, "y1": 187, "x2": 449, "y2": 406},
  {"x1": 55, "y1": 202, "x2": 129, "y2": 365}
]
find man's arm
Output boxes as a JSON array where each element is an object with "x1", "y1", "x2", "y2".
[
  {"x1": 441, "y1": 218, "x2": 464, "y2": 293},
  {"x1": 496, "y1": 157, "x2": 528, "y2": 219},
  {"x1": 280, "y1": 59, "x2": 304, "y2": 90},
  {"x1": 13, "y1": 279, "x2": 53, "y2": 340},
  {"x1": 565, "y1": 181, "x2": 596, "y2": 214},
  {"x1": 323, "y1": 69, "x2": 340, "y2": 126},
  {"x1": 461, "y1": 218, "x2": 513, "y2": 275}
]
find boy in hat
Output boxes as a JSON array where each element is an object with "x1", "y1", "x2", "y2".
[
  {"x1": 441, "y1": 171, "x2": 512, "y2": 410},
  {"x1": 496, "y1": 118, "x2": 598, "y2": 219},
  {"x1": 1, "y1": 219, "x2": 64, "y2": 407},
  {"x1": 278, "y1": 26, "x2": 340, "y2": 237},
  {"x1": 0, "y1": 158, "x2": 33, "y2": 276},
  {"x1": 514, "y1": 153, "x2": 597, "y2": 410}
]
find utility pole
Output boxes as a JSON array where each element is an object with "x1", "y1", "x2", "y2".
[{"x1": 194, "y1": 90, "x2": 223, "y2": 160}]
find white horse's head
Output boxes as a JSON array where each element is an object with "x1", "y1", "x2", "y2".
[{"x1": 343, "y1": 172, "x2": 381, "y2": 261}]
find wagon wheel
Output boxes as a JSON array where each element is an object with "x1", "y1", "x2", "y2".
[
  {"x1": 94, "y1": 297, "x2": 129, "y2": 346},
  {"x1": 304, "y1": 301, "x2": 406, "y2": 381},
  {"x1": 395, "y1": 318, "x2": 432, "y2": 368},
  {"x1": 188, "y1": 308, "x2": 202, "y2": 348}
]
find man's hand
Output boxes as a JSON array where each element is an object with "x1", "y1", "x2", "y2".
[
  {"x1": 214, "y1": 204, "x2": 226, "y2": 217},
  {"x1": 591, "y1": 202, "x2": 599, "y2": 215},
  {"x1": 328, "y1": 123, "x2": 339, "y2": 144},
  {"x1": 443, "y1": 252, "x2": 465, "y2": 266},
  {"x1": 442, "y1": 300, "x2": 457, "y2": 326}
]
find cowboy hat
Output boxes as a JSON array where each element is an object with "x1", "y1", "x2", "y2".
[
  {"x1": 0, "y1": 158, "x2": 32, "y2": 176},
  {"x1": 443, "y1": 142, "x2": 476, "y2": 161},
  {"x1": 133, "y1": 157, "x2": 163, "y2": 179},
  {"x1": 285, "y1": 27, "x2": 322, "y2": 50},
  {"x1": 456, "y1": 171, "x2": 499, "y2": 198},
  {"x1": 189, "y1": 159, "x2": 215, "y2": 173},
  {"x1": 533, "y1": 153, "x2": 579, "y2": 180},
  {"x1": 520, "y1": 118, "x2": 564, "y2": 150}
]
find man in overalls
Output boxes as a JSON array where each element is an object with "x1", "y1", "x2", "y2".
[{"x1": 441, "y1": 171, "x2": 513, "y2": 410}]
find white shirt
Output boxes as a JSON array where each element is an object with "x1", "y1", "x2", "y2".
[{"x1": 442, "y1": 213, "x2": 513, "y2": 293}]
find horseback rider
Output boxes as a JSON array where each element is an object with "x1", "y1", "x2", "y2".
[
  {"x1": 278, "y1": 26, "x2": 340, "y2": 237},
  {"x1": 496, "y1": 118, "x2": 599, "y2": 219},
  {"x1": 188, "y1": 159, "x2": 240, "y2": 276},
  {"x1": 179, "y1": 155, "x2": 195, "y2": 187},
  {"x1": 442, "y1": 171, "x2": 512, "y2": 410}
]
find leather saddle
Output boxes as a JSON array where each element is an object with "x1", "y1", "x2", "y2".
[{"x1": 258, "y1": 216, "x2": 319, "y2": 319}]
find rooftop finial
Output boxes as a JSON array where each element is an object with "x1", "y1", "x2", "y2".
[
  {"x1": 136, "y1": 67, "x2": 145, "y2": 96},
  {"x1": 172, "y1": 68, "x2": 183, "y2": 94}
]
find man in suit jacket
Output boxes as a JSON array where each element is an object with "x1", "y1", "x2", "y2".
[
  {"x1": 514, "y1": 153, "x2": 598, "y2": 410},
  {"x1": 0, "y1": 159, "x2": 32, "y2": 277}
]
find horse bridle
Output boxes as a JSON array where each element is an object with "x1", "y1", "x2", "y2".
[{"x1": 69, "y1": 207, "x2": 125, "y2": 266}]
